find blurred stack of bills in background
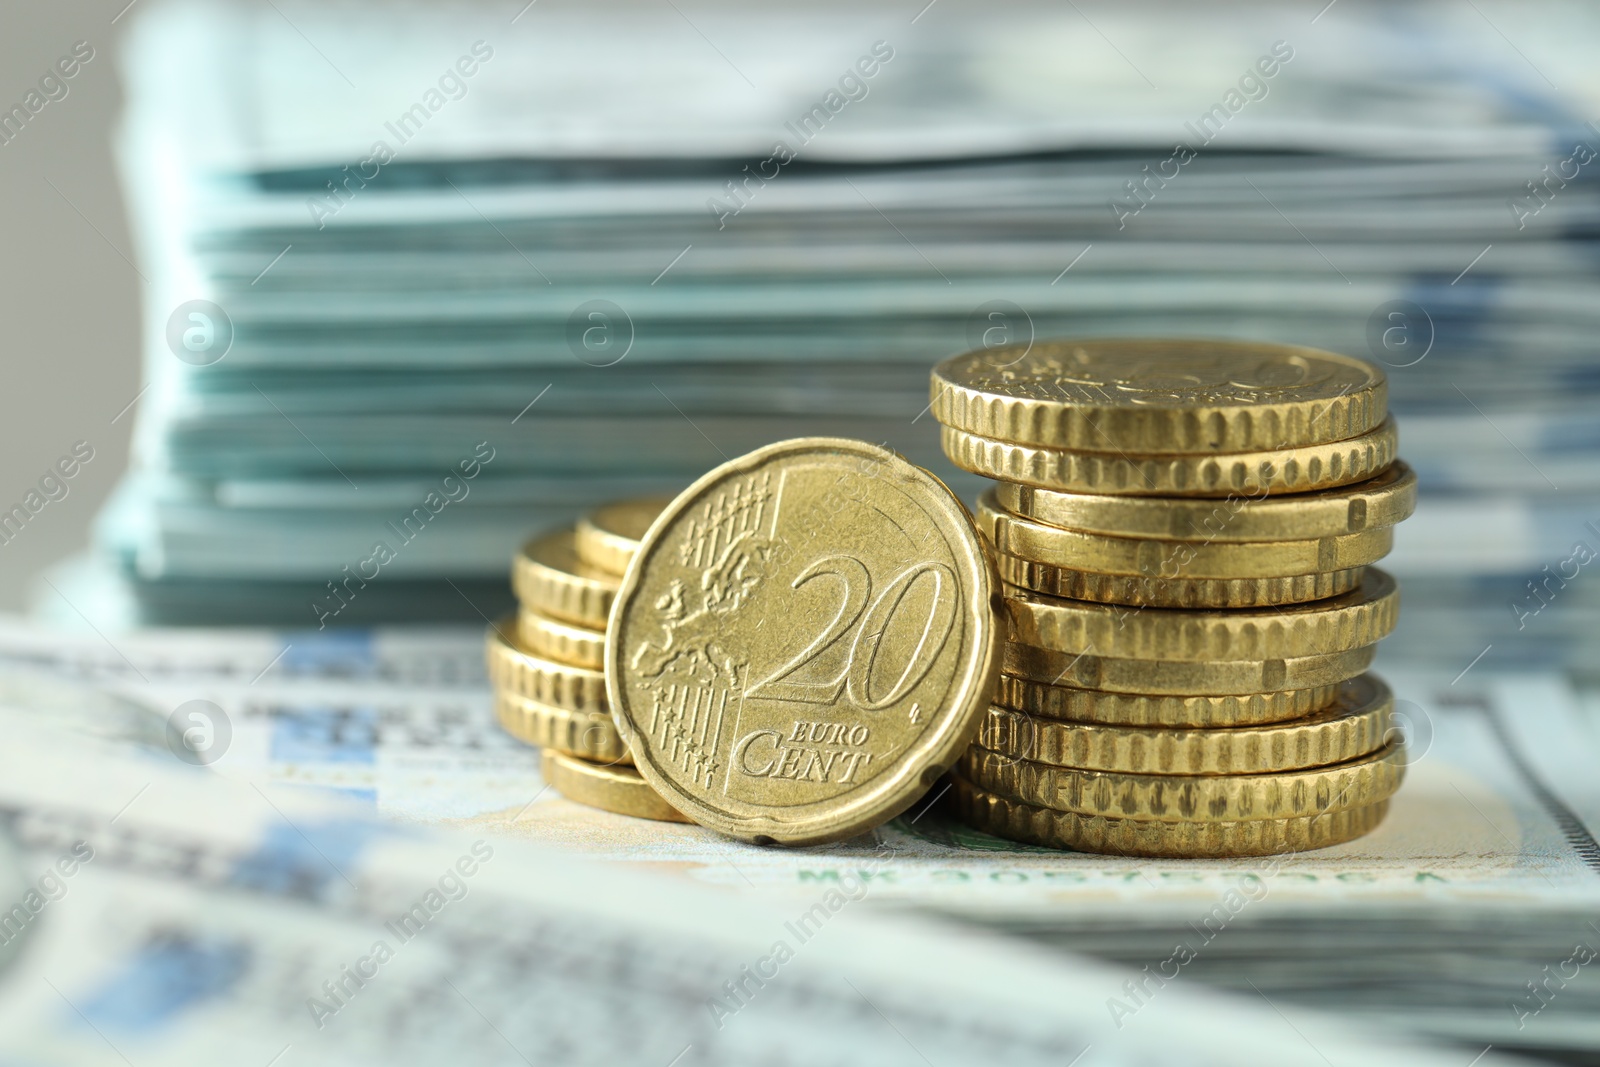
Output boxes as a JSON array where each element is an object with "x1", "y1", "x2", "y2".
[{"x1": 44, "y1": 0, "x2": 1600, "y2": 676}]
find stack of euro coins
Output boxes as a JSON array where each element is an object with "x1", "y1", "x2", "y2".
[
  {"x1": 488, "y1": 497, "x2": 689, "y2": 823},
  {"x1": 929, "y1": 339, "x2": 1418, "y2": 858}
]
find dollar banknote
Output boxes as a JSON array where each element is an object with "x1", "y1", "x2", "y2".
[
  {"x1": 1, "y1": 619, "x2": 1596, "y2": 1055},
  {"x1": 1, "y1": 712, "x2": 1536, "y2": 1067},
  {"x1": 12, "y1": 614, "x2": 1567, "y2": 1066}
]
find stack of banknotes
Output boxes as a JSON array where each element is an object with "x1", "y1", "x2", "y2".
[
  {"x1": 71, "y1": 0, "x2": 1600, "y2": 674},
  {"x1": 0, "y1": 621, "x2": 1595, "y2": 1061},
  {"x1": 929, "y1": 341, "x2": 1414, "y2": 857}
]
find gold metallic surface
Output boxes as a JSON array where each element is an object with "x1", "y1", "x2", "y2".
[
  {"x1": 541, "y1": 749, "x2": 691, "y2": 823},
  {"x1": 930, "y1": 339, "x2": 1387, "y2": 453},
  {"x1": 943, "y1": 418, "x2": 1397, "y2": 496},
  {"x1": 960, "y1": 742, "x2": 1405, "y2": 821},
  {"x1": 494, "y1": 689, "x2": 632, "y2": 764},
  {"x1": 607, "y1": 438, "x2": 1003, "y2": 846},
  {"x1": 575, "y1": 495, "x2": 673, "y2": 576},
  {"x1": 978, "y1": 673, "x2": 1393, "y2": 773},
  {"x1": 950, "y1": 776, "x2": 1391, "y2": 857},
  {"x1": 518, "y1": 606, "x2": 606, "y2": 670},
  {"x1": 1001, "y1": 569, "x2": 1399, "y2": 661},
  {"x1": 979, "y1": 490, "x2": 1394, "y2": 578},
  {"x1": 994, "y1": 462, "x2": 1416, "y2": 541},
  {"x1": 997, "y1": 552, "x2": 1364, "y2": 607},
  {"x1": 1004, "y1": 641, "x2": 1374, "y2": 696},
  {"x1": 486, "y1": 620, "x2": 607, "y2": 714},
  {"x1": 511, "y1": 529, "x2": 620, "y2": 628},
  {"x1": 995, "y1": 673, "x2": 1339, "y2": 728}
]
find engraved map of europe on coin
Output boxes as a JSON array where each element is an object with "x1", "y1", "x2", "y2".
[{"x1": 606, "y1": 438, "x2": 1003, "y2": 845}]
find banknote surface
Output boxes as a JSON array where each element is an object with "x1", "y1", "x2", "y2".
[
  {"x1": 4, "y1": 622, "x2": 1556, "y2": 1065},
  {"x1": 2, "y1": 619, "x2": 1595, "y2": 1054}
]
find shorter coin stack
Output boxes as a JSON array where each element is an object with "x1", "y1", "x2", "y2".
[
  {"x1": 930, "y1": 339, "x2": 1417, "y2": 857},
  {"x1": 488, "y1": 497, "x2": 688, "y2": 823}
]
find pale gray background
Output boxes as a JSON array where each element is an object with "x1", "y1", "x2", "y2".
[{"x1": 0, "y1": 0, "x2": 139, "y2": 612}]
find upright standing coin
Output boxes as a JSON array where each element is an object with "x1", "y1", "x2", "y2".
[
  {"x1": 607, "y1": 438, "x2": 1004, "y2": 846},
  {"x1": 576, "y1": 495, "x2": 674, "y2": 576},
  {"x1": 931, "y1": 338, "x2": 1387, "y2": 453}
]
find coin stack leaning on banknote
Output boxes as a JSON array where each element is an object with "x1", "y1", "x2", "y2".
[
  {"x1": 930, "y1": 339, "x2": 1418, "y2": 857},
  {"x1": 489, "y1": 497, "x2": 689, "y2": 823}
]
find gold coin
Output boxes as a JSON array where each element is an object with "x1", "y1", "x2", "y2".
[
  {"x1": 996, "y1": 673, "x2": 1338, "y2": 727},
  {"x1": 575, "y1": 495, "x2": 673, "y2": 576},
  {"x1": 518, "y1": 606, "x2": 606, "y2": 670},
  {"x1": 486, "y1": 620, "x2": 606, "y2": 714},
  {"x1": 931, "y1": 338, "x2": 1387, "y2": 453},
  {"x1": 950, "y1": 776, "x2": 1390, "y2": 857},
  {"x1": 943, "y1": 418, "x2": 1397, "y2": 497},
  {"x1": 979, "y1": 673, "x2": 1393, "y2": 773},
  {"x1": 607, "y1": 437, "x2": 1003, "y2": 846},
  {"x1": 998, "y1": 552, "x2": 1364, "y2": 607},
  {"x1": 541, "y1": 749, "x2": 690, "y2": 823},
  {"x1": 995, "y1": 461, "x2": 1416, "y2": 541},
  {"x1": 511, "y1": 529, "x2": 619, "y2": 628},
  {"x1": 979, "y1": 491, "x2": 1393, "y2": 580},
  {"x1": 1002, "y1": 568, "x2": 1398, "y2": 661},
  {"x1": 960, "y1": 742, "x2": 1405, "y2": 821},
  {"x1": 494, "y1": 689, "x2": 631, "y2": 764},
  {"x1": 980, "y1": 490, "x2": 1394, "y2": 581},
  {"x1": 1004, "y1": 641, "x2": 1374, "y2": 695}
]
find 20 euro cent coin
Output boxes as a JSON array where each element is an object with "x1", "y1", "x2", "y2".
[{"x1": 606, "y1": 438, "x2": 1003, "y2": 846}]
